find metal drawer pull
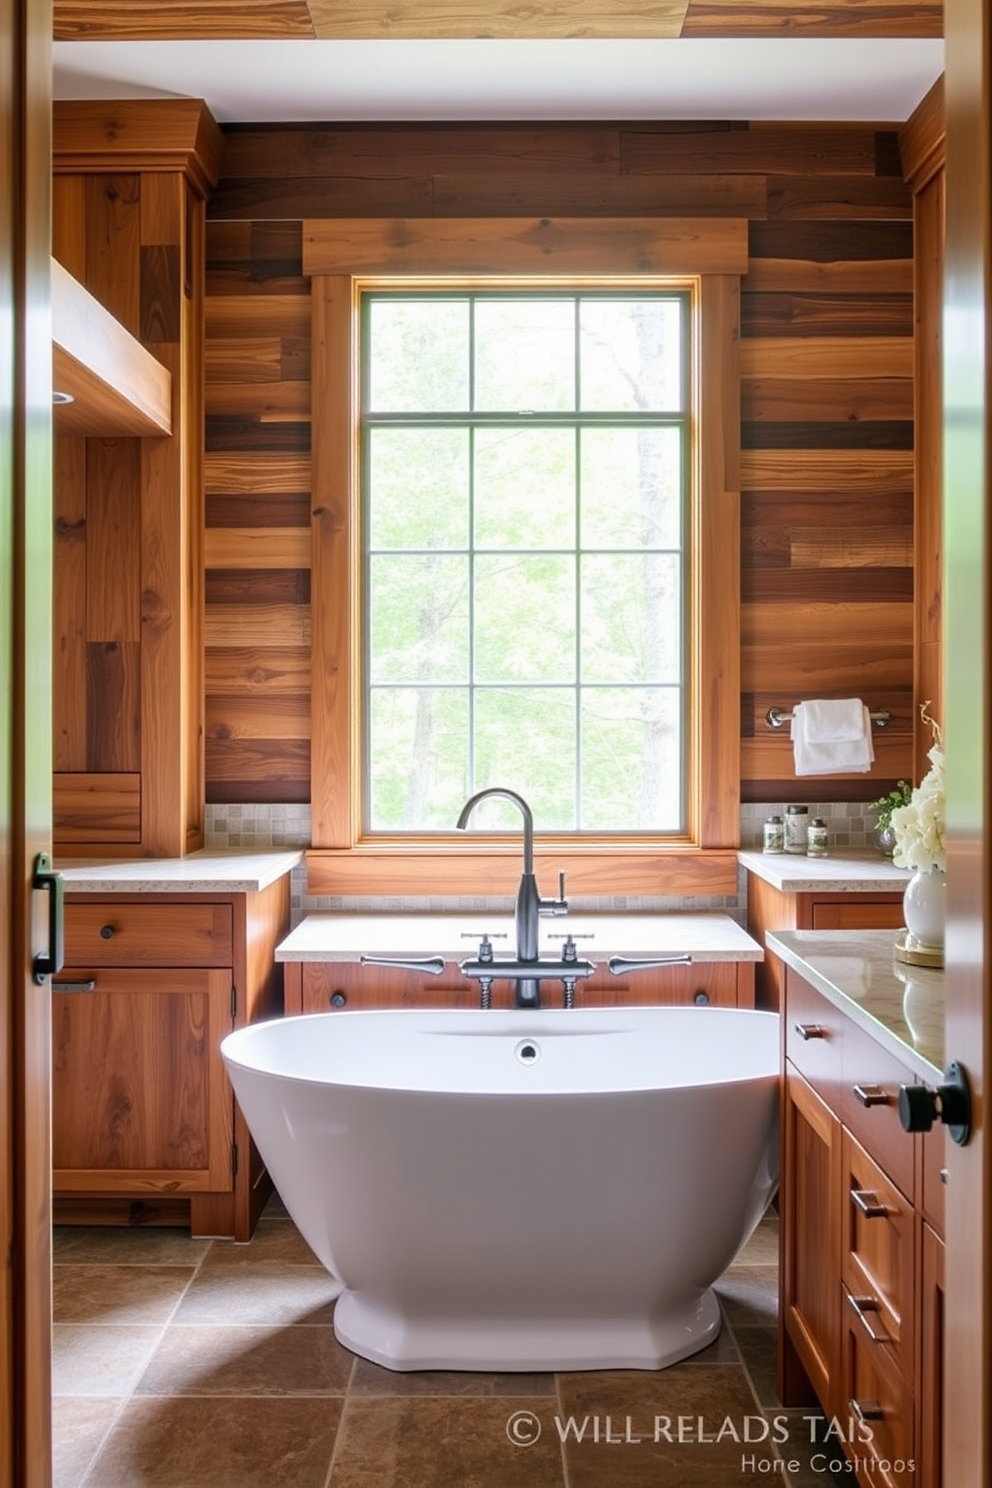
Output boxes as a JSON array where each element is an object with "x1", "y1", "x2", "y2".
[
  {"x1": 850, "y1": 1188, "x2": 888, "y2": 1218},
  {"x1": 848, "y1": 1294, "x2": 891, "y2": 1344},
  {"x1": 849, "y1": 1398, "x2": 885, "y2": 1425},
  {"x1": 51, "y1": 979, "x2": 97, "y2": 994},
  {"x1": 853, "y1": 1084, "x2": 890, "y2": 1107},
  {"x1": 793, "y1": 1023, "x2": 826, "y2": 1041},
  {"x1": 940, "y1": 1167, "x2": 949, "y2": 1185}
]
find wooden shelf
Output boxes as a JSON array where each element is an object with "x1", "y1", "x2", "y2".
[{"x1": 51, "y1": 257, "x2": 172, "y2": 436}]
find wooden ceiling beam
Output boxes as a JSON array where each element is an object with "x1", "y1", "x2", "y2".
[{"x1": 52, "y1": 0, "x2": 942, "y2": 41}]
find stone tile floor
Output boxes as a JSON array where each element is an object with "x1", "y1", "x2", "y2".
[{"x1": 53, "y1": 1201, "x2": 853, "y2": 1488}]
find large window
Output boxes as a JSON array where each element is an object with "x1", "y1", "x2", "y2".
[
  {"x1": 362, "y1": 290, "x2": 690, "y2": 836},
  {"x1": 305, "y1": 216, "x2": 743, "y2": 896}
]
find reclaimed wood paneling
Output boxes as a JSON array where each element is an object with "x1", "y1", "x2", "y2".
[
  {"x1": 900, "y1": 80, "x2": 945, "y2": 782},
  {"x1": 303, "y1": 215, "x2": 749, "y2": 277},
  {"x1": 53, "y1": 773, "x2": 142, "y2": 843},
  {"x1": 52, "y1": 102, "x2": 222, "y2": 856},
  {"x1": 204, "y1": 119, "x2": 916, "y2": 806}
]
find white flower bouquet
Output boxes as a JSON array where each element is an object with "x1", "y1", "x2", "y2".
[{"x1": 889, "y1": 709, "x2": 945, "y2": 873}]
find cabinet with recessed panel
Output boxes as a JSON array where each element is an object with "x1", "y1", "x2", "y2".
[
  {"x1": 780, "y1": 964, "x2": 945, "y2": 1488},
  {"x1": 283, "y1": 956, "x2": 751, "y2": 1013},
  {"x1": 52, "y1": 866, "x2": 292, "y2": 1241}
]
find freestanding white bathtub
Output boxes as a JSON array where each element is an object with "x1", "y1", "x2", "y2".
[{"x1": 221, "y1": 1005, "x2": 779, "y2": 1372}]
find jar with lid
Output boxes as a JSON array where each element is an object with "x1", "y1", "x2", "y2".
[
  {"x1": 807, "y1": 817, "x2": 829, "y2": 857},
  {"x1": 762, "y1": 815, "x2": 785, "y2": 854},
  {"x1": 784, "y1": 804, "x2": 809, "y2": 854}
]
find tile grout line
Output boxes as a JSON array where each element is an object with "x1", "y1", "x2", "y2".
[
  {"x1": 69, "y1": 1229, "x2": 218, "y2": 1488},
  {"x1": 321, "y1": 1352, "x2": 358, "y2": 1488}
]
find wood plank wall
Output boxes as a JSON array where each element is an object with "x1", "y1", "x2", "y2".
[{"x1": 203, "y1": 121, "x2": 916, "y2": 807}]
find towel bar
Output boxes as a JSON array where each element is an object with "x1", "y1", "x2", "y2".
[{"x1": 765, "y1": 706, "x2": 891, "y2": 730}]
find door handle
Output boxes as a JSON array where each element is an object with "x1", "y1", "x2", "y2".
[{"x1": 32, "y1": 851, "x2": 65, "y2": 984}]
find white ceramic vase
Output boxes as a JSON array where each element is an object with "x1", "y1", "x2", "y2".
[{"x1": 902, "y1": 865, "x2": 946, "y2": 950}]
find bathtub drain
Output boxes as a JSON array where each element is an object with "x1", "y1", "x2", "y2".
[{"x1": 515, "y1": 1039, "x2": 541, "y2": 1065}]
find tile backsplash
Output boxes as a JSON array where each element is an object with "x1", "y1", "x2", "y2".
[{"x1": 206, "y1": 801, "x2": 881, "y2": 930}]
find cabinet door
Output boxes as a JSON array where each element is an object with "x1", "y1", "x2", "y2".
[
  {"x1": 52, "y1": 967, "x2": 234, "y2": 1193},
  {"x1": 918, "y1": 1222, "x2": 944, "y2": 1488},
  {"x1": 782, "y1": 1065, "x2": 843, "y2": 1417}
]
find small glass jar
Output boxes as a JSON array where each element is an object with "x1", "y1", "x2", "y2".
[
  {"x1": 807, "y1": 817, "x2": 829, "y2": 857},
  {"x1": 785, "y1": 804, "x2": 809, "y2": 854},
  {"x1": 762, "y1": 814, "x2": 785, "y2": 853}
]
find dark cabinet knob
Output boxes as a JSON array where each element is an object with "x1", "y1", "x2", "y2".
[
  {"x1": 329, "y1": 991, "x2": 347, "y2": 1008},
  {"x1": 898, "y1": 1060, "x2": 971, "y2": 1146},
  {"x1": 693, "y1": 990, "x2": 710, "y2": 1005},
  {"x1": 99, "y1": 924, "x2": 115, "y2": 940}
]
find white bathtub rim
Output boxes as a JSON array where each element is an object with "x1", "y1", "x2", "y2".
[{"x1": 222, "y1": 1004, "x2": 780, "y2": 1098}]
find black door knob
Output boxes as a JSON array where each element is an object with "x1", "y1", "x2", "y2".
[{"x1": 898, "y1": 1060, "x2": 971, "y2": 1146}]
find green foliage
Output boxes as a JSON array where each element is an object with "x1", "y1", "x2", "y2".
[{"x1": 868, "y1": 780, "x2": 913, "y2": 829}]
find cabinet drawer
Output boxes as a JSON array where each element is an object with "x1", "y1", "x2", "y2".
[
  {"x1": 809, "y1": 898, "x2": 905, "y2": 931},
  {"x1": 785, "y1": 970, "x2": 844, "y2": 1102},
  {"x1": 65, "y1": 901, "x2": 234, "y2": 967},
  {"x1": 841, "y1": 1130, "x2": 916, "y2": 1388},
  {"x1": 841, "y1": 1018, "x2": 916, "y2": 1202},
  {"x1": 301, "y1": 960, "x2": 477, "y2": 1012},
  {"x1": 577, "y1": 960, "x2": 739, "y2": 1007},
  {"x1": 842, "y1": 1292, "x2": 916, "y2": 1488}
]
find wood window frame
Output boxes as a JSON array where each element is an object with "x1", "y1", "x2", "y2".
[{"x1": 305, "y1": 217, "x2": 744, "y2": 897}]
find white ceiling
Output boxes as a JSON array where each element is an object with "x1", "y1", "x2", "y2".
[{"x1": 52, "y1": 37, "x2": 944, "y2": 124}]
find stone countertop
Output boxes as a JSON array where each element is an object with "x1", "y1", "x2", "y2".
[
  {"x1": 57, "y1": 848, "x2": 302, "y2": 895},
  {"x1": 739, "y1": 848, "x2": 911, "y2": 894},
  {"x1": 276, "y1": 912, "x2": 763, "y2": 963},
  {"x1": 766, "y1": 928, "x2": 943, "y2": 1081}
]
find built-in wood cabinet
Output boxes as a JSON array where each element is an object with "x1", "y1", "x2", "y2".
[
  {"x1": 51, "y1": 100, "x2": 224, "y2": 858},
  {"x1": 52, "y1": 873, "x2": 290, "y2": 1241},
  {"x1": 745, "y1": 865, "x2": 905, "y2": 1011},
  {"x1": 781, "y1": 967, "x2": 945, "y2": 1488},
  {"x1": 285, "y1": 956, "x2": 752, "y2": 1014}
]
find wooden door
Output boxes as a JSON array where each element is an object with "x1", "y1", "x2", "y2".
[
  {"x1": 779, "y1": 1067, "x2": 843, "y2": 1419},
  {"x1": 943, "y1": 0, "x2": 992, "y2": 1482},
  {"x1": 0, "y1": 0, "x2": 52, "y2": 1482}
]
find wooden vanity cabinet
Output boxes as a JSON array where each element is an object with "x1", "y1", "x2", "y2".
[
  {"x1": 284, "y1": 957, "x2": 753, "y2": 1014},
  {"x1": 780, "y1": 968, "x2": 945, "y2": 1487},
  {"x1": 52, "y1": 879, "x2": 289, "y2": 1241},
  {"x1": 747, "y1": 872, "x2": 905, "y2": 1010}
]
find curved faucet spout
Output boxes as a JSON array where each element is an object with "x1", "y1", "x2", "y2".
[
  {"x1": 456, "y1": 787, "x2": 566, "y2": 1008},
  {"x1": 456, "y1": 786, "x2": 534, "y2": 876}
]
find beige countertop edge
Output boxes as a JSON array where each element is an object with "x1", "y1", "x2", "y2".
[
  {"x1": 276, "y1": 912, "x2": 764, "y2": 963},
  {"x1": 766, "y1": 929, "x2": 943, "y2": 1082},
  {"x1": 57, "y1": 848, "x2": 303, "y2": 895},
  {"x1": 738, "y1": 849, "x2": 911, "y2": 893}
]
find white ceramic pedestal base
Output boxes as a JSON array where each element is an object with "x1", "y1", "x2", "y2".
[{"x1": 333, "y1": 1286, "x2": 722, "y2": 1372}]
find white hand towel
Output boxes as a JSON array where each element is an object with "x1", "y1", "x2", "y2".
[{"x1": 791, "y1": 698, "x2": 875, "y2": 776}]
